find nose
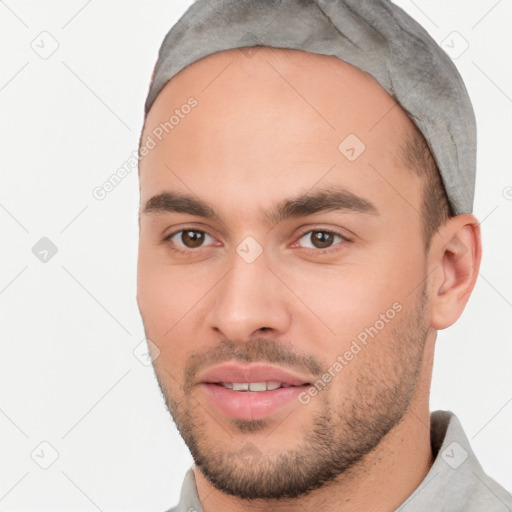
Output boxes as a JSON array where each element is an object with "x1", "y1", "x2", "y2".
[{"x1": 205, "y1": 249, "x2": 292, "y2": 342}]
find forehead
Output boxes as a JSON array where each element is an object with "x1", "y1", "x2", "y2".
[{"x1": 139, "y1": 47, "x2": 421, "y2": 223}]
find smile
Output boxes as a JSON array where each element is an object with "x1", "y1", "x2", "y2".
[
  {"x1": 218, "y1": 381, "x2": 300, "y2": 391},
  {"x1": 196, "y1": 363, "x2": 313, "y2": 421}
]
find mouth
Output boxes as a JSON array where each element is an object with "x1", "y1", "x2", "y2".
[
  {"x1": 217, "y1": 381, "x2": 304, "y2": 391},
  {"x1": 196, "y1": 363, "x2": 312, "y2": 421}
]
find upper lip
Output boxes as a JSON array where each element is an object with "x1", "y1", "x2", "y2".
[{"x1": 197, "y1": 363, "x2": 312, "y2": 386}]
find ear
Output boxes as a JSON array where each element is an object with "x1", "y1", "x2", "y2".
[{"x1": 428, "y1": 214, "x2": 482, "y2": 330}]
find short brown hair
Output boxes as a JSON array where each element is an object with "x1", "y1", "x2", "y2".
[{"x1": 401, "y1": 122, "x2": 452, "y2": 251}]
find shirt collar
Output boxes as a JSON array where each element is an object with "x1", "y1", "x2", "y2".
[{"x1": 397, "y1": 410, "x2": 510, "y2": 510}]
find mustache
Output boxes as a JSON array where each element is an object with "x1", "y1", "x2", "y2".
[{"x1": 183, "y1": 338, "x2": 325, "y2": 388}]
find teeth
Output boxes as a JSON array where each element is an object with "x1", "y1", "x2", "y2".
[
  {"x1": 248, "y1": 382, "x2": 266, "y2": 392},
  {"x1": 220, "y1": 381, "x2": 287, "y2": 392},
  {"x1": 232, "y1": 382, "x2": 249, "y2": 391}
]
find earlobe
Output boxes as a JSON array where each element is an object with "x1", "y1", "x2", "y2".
[{"x1": 430, "y1": 214, "x2": 482, "y2": 330}]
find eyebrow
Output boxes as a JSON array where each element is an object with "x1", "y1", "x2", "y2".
[{"x1": 142, "y1": 186, "x2": 379, "y2": 224}]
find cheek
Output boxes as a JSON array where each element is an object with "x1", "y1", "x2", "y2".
[
  {"x1": 137, "y1": 242, "x2": 224, "y2": 374},
  {"x1": 137, "y1": 257, "x2": 196, "y2": 385},
  {"x1": 280, "y1": 247, "x2": 424, "y2": 351},
  {"x1": 137, "y1": 244, "x2": 193, "y2": 341}
]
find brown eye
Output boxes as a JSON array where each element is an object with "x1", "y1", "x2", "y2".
[
  {"x1": 165, "y1": 229, "x2": 214, "y2": 251},
  {"x1": 180, "y1": 230, "x2": 205, "y2": 248},
  {"x1": 297, "y1": 230, "x2": 345, "y2": 250}
]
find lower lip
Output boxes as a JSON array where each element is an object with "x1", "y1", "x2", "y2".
[{"x1": 201, "y1": 383, "x2": 308, "y2": 421}]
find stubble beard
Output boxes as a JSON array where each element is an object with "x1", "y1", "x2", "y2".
[{"x1": 152, "y1": 287, "x2": 430, "y2": 500}]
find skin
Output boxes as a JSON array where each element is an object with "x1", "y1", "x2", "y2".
[{"x1": 137, "y1": 47, "x2": 482, "y2": 512}]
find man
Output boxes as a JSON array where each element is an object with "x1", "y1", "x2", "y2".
[{"x1": 136, "y1": 1, "x2": 512, "y2": 511}]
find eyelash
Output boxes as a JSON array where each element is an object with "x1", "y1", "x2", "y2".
[{"x1": 162, "y1": 227, "x2": 350, "y2": 256}]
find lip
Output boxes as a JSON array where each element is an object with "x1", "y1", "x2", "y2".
[
  {"x1": 197, "y1": 362, "x2": 311, "y2": 387},
  {"x1": 196, "y1": 363, "x2": 312, "y2": 421}
]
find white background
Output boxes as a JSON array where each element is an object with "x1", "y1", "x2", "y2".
[{"x1": 1, "y1": 0, "x2": 511, "y2": 510}]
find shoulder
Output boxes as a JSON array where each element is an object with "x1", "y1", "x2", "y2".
[{"x1": 459, "y1": 472, "x2": 512, "y2": 511}]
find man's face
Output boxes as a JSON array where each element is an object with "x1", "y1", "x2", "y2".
[{"x1": 137, "y1": 48, "x2": 433, "y2": 498}]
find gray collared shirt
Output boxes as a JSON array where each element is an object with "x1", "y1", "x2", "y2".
[{"x1": 165, "y1": 410, "x2": 512, "y2": 511}]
